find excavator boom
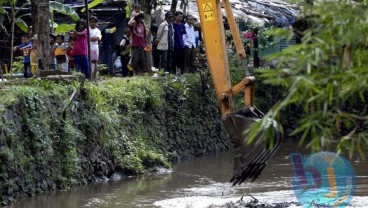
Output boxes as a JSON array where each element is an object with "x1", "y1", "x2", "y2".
[{"x1": 196, "y1": 0, "x2": 283, "y2": 185}]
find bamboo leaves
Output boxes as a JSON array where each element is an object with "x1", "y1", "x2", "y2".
[{"x1": 249, "y1": 0, "x2": 368, "y2": 158}]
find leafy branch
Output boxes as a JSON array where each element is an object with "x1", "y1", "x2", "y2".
[{"x1": 247, "y1": 0, "x2": 368, "y2": 157}]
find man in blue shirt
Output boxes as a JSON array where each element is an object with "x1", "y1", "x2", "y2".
[
  {"x1": 13, "y1": 34, "x2": 32, "y2": 78},
  {"x1": 172, "y1": 11, "x2": 186, "y2": 74}
]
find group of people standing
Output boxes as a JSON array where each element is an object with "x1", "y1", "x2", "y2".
[
  {"x1": 157, "y1": 11, "x2": 197, "y2": 74},
  {"x1": 13, "y1": 16, "x2": 101, "y2": 81},
  {"x1": 120, "y1": 4, "x2": 199, "y2": 76},
  {"x1": 13, "y1": 5, "x2": 200, "y2": 80}
]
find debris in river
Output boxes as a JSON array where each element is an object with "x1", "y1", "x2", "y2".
[{"x1": 208, "y1": 200, "x2": 301, "y2": 208}]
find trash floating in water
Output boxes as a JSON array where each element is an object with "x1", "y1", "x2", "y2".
[{"x1": 154, "y1": 190, "x2": 368, "y2": 208}]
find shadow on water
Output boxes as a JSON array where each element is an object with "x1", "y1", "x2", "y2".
[{"x1": 10, "y1": 140, "x2": 368, "y2": 208}]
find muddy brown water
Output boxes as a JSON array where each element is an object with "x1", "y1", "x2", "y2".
[{"x1": 9, "y1": 141, "x2": 368, "y2": 208}]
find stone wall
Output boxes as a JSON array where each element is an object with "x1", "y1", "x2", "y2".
[{"x1": 0, "y1": 75, "x2": 229, "y2": 206}]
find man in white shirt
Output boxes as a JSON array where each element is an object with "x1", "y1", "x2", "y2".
[
  {"x1": 157, "y1": 12, "x2": 174, "y2": 73},
  {"x1": 89, "y1": 16, "x2": 102, "y2": 81},
  {"x1": 183, "y1": 15, "x2": 196, "y2": 73}
]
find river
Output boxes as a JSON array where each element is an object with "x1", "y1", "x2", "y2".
[{"x1": 10, "y1": 141, "x2": 368, "y2": 208}]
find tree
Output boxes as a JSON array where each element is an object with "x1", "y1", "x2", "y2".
[
  {"x1": 170, "y1": 0, "x2": 177, "y2": 14},
  {"x1": 31, "y1": 1, "x2": 80, "y2": 73},
  {"x1": 0, "y1": 0, "x2": 30, "y2": 72},
  {"x1": 248, "y1": 0, "x2": 368, "y2": 158}
]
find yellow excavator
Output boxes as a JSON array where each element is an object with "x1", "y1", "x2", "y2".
[{"x1": 196, "y1": 0, "x2": 283, "y2": 185}]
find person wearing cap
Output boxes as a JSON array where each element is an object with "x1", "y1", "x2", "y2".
[
  {"x1": 128, "y1": 12, "x2": 147, "y2": 75},
  {"x1": 157, "y1": 11, "x2": 174, "y2": 73},
  {"x1": 49, "y1": 33, "x2": 57, "y2": 70},
  {"x1": 89, "y1": 16, "x2": 102, "y2": 81}
]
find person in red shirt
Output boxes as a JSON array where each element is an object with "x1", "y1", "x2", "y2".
[
  {"x1": 71, "y1": 20, "x2": 90, "y2": 80},
  {"x1": 128, "y1": 13, "x2": 147, "y2": 76}
]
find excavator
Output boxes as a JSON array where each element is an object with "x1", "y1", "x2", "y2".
[{"x1": 196, "y1": 0, "x2": 283, "y2": 185}]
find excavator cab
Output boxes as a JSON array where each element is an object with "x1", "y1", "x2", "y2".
[{"x1": 196, "y1": 0, "x2": 283, "y2": 185}]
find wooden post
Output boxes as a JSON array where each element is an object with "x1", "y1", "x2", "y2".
[
  {"x1": 253, "y1": 28, "x2": 259, "y2": 68},
  {"x1": 84, "y1": 0, "x2": 91, "y2": 79},
  {"x1": 4, "y1": 64, "x2": 9, "y2": 79}
]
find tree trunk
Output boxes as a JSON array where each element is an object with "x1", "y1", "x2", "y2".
[
  {"x1": 35, "y1": 0, "x2": 50, "y2": 74},
  {"x1": 140, "y1": 0, "x2": 153, "y2": 70},
  {"x1": 31, "y1": 0, "x2": 38, "y2": 32},
  {"x1": 170, "y1": 0, "x2": 177, "y2": 14}
]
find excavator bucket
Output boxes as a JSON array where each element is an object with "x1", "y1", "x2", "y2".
[{"x1": 222, "y1": 107, "x2": 283, "y2": 186}]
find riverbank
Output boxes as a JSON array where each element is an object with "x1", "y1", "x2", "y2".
[
  {"x1": 0, "y1": 74, "x2": 230, "y2": 206},
  {"x1": 1, "y1": 67, "x2": 299, "y2": 206}
]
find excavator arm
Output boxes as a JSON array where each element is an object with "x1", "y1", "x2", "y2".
[{"x1": 197, "y1": 0, "x2": 283, "y2": 185}]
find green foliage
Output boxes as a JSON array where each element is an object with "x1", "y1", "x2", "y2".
[
  {"x1": 58, "y1": 121, "x2": 85, "y2": 178},
  {"x1": 0, "y1": 6, "x2": 6, "y2": 15},
  {"x1": 0, "y1": 1, "x2": 79, "y2": 34},
  {"x1": 161, "y1": 74, "x2": 191, "y2": 101},
  {"x1": 55, "y1": 23, "x2": 75, "y2": 34},
  {"x1": 15, "y1": 17, "x2": 27, "y2": 32},
  {"x1": 86, "y1": 77, "x2": 169, "y2": 173},
  {"x1": 0, "y1": 7, "x2": 6, "y2": 27},
  {"x1": 0, "y1": 147, "x2": 14, "y2": 161},
  {"x1": 98, "y1": 64, "x2": 109, "y2": 71},
  {"x1": 248, "y1": 0, "x2": 368, "y2": 157},
  {"x1": 257, "y1": 27, "x2": 281, "y2": 50},
  {"x1": 10, "y1": 56, "x2": 23, "y2": 74},
  {"x1": 81, "y1": 0, "x2": 105, "y2": 12},
  {"x1": 49, "y1": 1, "x2": 80, "y2": 21},
  {"x1": 0, "y1": 80, "x2": 83, "y2": 195},
  {"x1": 0, "y1": 0, "x2": 30, "y2": 32}
]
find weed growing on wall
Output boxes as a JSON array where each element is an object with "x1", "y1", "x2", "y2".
[{"x1": 86, "y1": 77, "x2": 170, "y2": 173}]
